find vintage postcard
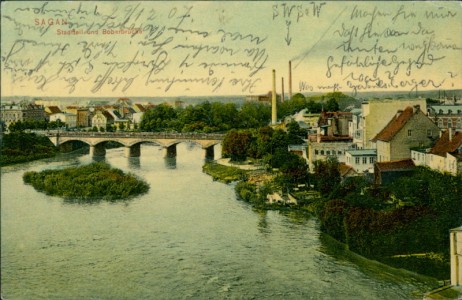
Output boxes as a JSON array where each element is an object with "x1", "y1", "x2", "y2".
[{"x1": 1, "y1": 1, "x2": 461, "y2": 299}]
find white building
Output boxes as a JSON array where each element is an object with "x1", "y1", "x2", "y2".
[
  {"x1": 345, "y1": 149, "x2": 377, "y2": 173},
  {"x1": 411, "y1": 129, "x2": 462, "y2": 175},
  {"x1": 49, "y1": 112, "x2": 77, "y2": 128},
  {"x1": 451, "y1": 226, "x2": 462, "y2": 286}
]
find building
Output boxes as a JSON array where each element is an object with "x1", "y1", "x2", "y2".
[
  {"x1": 361, "y1": 98, "x2": 427, "y2": 149},
  {"x1": 427, "y1": 105, "x2": 462, "y2": 130},
  {"x1": 345, "y1": 149, "x2": 377, "y2": 173},
  {"x1": 412, "y1": 129, "x2": 462, "y2": 175},
  {"x1": 374, "y1": 159, "x2": 416, "y2": 185},
  {"x1": 1, "y1": 103, "x2": 47, "y2": 128},
  {"x1": 49, "y1": 112, "x2": 77, "y2": 128},
  {"x1": 91, "y1": 110, "x2": 114, "y2": 130},
  {"x1": 308, "y1": 134, "x2": 354, "y2": 172},
  {"x1": 372, "y1": 105, "x2": 439, "y2": 162},
  {"x1": 318, "y1": 111, "x2": 352, "y2": 136},
  {"x1": 76, "y1": 108, "x2": 92, "y2": 128},
  {"x1": 349, "y1": 108, "x2": 363, "y2": 148},
  {"x1": 450, "y1": 226, "x2": 462, "y2": 287}
]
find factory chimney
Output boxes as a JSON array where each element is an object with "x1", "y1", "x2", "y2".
[
  {"x1": 281, "y1": 77, "x2": 285, "y2": 102},
  {"x1": 288, "y1": 60, "x2": 293, "y2": 100},
  {"x1": 272, "y1": 69, "x2": 277, "y2": 125}
]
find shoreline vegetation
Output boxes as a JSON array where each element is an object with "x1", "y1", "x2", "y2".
[
  {"x1": 1, "y1": 132, "x2": 58, "y2": 166},
  {"x1": 203, "y1": 159, "x2": 461, "y2": 282},
  {"x1": 23, "y1": 162, "x2": 149, "y2": 202}
]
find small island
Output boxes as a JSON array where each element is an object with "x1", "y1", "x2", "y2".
[{"x1": 23, "y1": 162, "x2": 149, "y2": 202}]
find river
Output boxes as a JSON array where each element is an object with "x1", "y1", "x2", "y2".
[{"x1": 1, "y1": 143, "x2": 438, "y2": 299}]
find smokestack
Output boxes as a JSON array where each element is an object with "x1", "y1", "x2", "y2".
[
  {"x1": 272, "y1": 69, "x2": 277, "y2": 125},
  {"x1": 281, "y1": 77, "x2": 285, "y2": 102},
  {"x1": 288, "y1": 61, "x2": 293, "y2": 100}
]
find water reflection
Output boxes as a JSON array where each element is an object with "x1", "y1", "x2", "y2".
[
  {"x1": 256, "y1": 210, "x2": 271, "y2": 234},
  {"x1": 128, "y1": 157, "x2": 141, "y2": 169},
  {"x1": 164, "y1": 156, "x2": 177, "y2": 169}
]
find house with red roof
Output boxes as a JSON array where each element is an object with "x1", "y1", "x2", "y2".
[
  {"x1": 372, "y1": 105, "x2": 439, "y2": 162},
  {"x1": 374, "y1": 159, "x2": 416, "y2": 185},
  {"x1": 412, "y1": 128, "x2": 462, "y2": 175}
]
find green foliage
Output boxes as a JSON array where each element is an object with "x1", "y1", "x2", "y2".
[
  {"x1": 1, "y1": 132, "x2": 57, "y2": 166},
  {"x1": 235, "y1": 181, "x2": 263, "y2": 204},
  {"x1": 139, "y1": 101, "x2": 269, "y2": 133},
  {"x1": 8, "y1": 120, "x2": 63, "y2": 132},
  {"x1": 320, "y1": 199, "x2": 350, "y2": 243},
  {"x1": 315, "y1": 167, "x2": 462, "y2": 279},
  {"x1": 202, "y1": 162, "x2": 247, "y2": 183},
  {"x1": 23, "y1": 162, "x2": 149, "y2": 202},
  {"x1": 313, "y1": 157, "x2": 341, "y2": 196},
  {"x1": 325, "y1": 98, "x2": 340, "y2": 112},
  {"x1": 222, "y1": 129, "x2": 254, "y2": 161}
]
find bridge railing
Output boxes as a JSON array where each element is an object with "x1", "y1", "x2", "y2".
[{"x1": 45, "y1": 131, "x2": 225, "y2": 140}]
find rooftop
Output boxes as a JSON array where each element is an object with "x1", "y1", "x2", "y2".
[
  {"x1": 375, "y1": 159, "x2": 415, "y2": 172},
  {"x1": 430, "y1": 130, "x2": 462, "y2": 157},
  {"x1": 346, "y1": 149, "x2": 377, "y2": 156},
  {"x1": 372, "y1": 106, "x2": 417, "y2": 142}
]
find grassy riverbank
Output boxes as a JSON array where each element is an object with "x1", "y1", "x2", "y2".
[
  {"x1": 23, "y1": 162, "x2": 149, "y2": 202},
  {"x1": 202, "y1": 161, "x2": 249, "y2": 183},
  {"x1": 205, "y1": 160, "x2": 460, "y2": 281}
]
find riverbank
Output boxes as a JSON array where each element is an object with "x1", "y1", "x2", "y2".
[
  {"x1": 1, "y1": 132, "x2": 58, "y2": 166},
  {"x1": 205, "y1": 159, "x2": 458, "y2": 287}
]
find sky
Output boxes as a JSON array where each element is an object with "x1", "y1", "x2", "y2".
[{"x1": 1, "y1": 1, "x2": 461, "y2": 97}]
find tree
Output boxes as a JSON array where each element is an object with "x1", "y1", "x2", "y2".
[
  {"x1": 222, "y1": 129, "x2": 253, "y2": 161},
  {"x1": 313, "y1": 157, "x2": 341, "y2": 196},
  {"x1": 326, "y1": 98, "x2": 340, "y2": 112}
]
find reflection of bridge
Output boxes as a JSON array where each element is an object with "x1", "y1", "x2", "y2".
[{"x1": 45, "y1": 132, "x2": 225, "y2": 158}]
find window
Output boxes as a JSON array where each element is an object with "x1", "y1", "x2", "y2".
[
  {"x1": 326, "y1": 150, "x2": 331, "y2": 155},
  {"x1": 362, "y1": 157, "x2": 367, "y2": 164},
  {"x1": 438, "y1": 119, "x2": 443, "y2": 128},
  {"x1": 369, "y1": 157, "x2": 375, "y2": 164},
  {"x1": 338, "y1": 151, "x2": 342, "y2": 155},
  {"x1": 315, "y1": 150, "x2": 318, "y2": 155},
  {"x1": 408, "y1": 129, "x2": 412, "y2": 137},
  {"x1": 427, "y1": 129, "x2": 432, "y2": 137},
  {"x1": 448, "y1": 119, "x2": 452, "y2": 128},
  {"x1": 320, "y1": 150, "x2": 324, "y2": 155},
  {"x1": 355, "y1": 157, "x2": 360, "y2": 164},
  {"x1": 457, "y1": 118, "x2": 462, "y2": 129}
]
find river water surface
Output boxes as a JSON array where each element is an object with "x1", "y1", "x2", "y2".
[{"x1": 1, "y1": 144, "x2": 438, "y2": 299}]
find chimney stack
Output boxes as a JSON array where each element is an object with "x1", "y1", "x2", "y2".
[
  {"x1": 288, "y1": 61, "x2": 292, "y2": 100},
  {"x1": 281, "y1": 77, "x2": 285, "y2": 102},
  {"x1": 272, "y1": 69, "x2": 277, "y2": 125}
]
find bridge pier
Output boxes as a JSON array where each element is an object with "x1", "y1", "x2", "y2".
[
  {"x1": 125, "y1": 144, "x2": 141, "y2": 157},
  {"x1": 163, "y1": 145, "x2": 177, "y2": 157},
  {"x1": 204, "y1": 146, "x2": 215, "y2": 160},
  {"x1": 90, "y1": 144, "x2": 106, "y2": 157}
]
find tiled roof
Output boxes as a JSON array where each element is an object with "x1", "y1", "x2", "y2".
[
  {"x1": 372, "y1": 106, "x2": 415, "y2": 142},
  {"x1": 339, "y1": 163, "x2": 357, "y2": 177},
  {"x1": 134, "y1": 103, "x2": 146, "y2": 112},
  {"x1": 430, "y1": 130, "x2": 462, "y2": 157},
  {"x1": 375, "y1": 159, "x2": 415, "y2": 171},
  {"x1": 46, "y1": 106, "x2": 61, "y2": 114}
]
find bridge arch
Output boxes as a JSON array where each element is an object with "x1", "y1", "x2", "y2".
[{"x1": 46, "y1": 132, "x2": 224, "y2": 159}]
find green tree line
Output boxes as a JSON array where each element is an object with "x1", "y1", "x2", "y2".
[
  {"x1": 317, "y1": 165, "x2": 462, "y2": 279},
  {"x1": 1, "y1": 132, "x2": 57, "y2": 166}
]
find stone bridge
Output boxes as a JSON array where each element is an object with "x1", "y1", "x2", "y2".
[{"x1": 45, "y1": 131, "x2": 225, "y2": 159}]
